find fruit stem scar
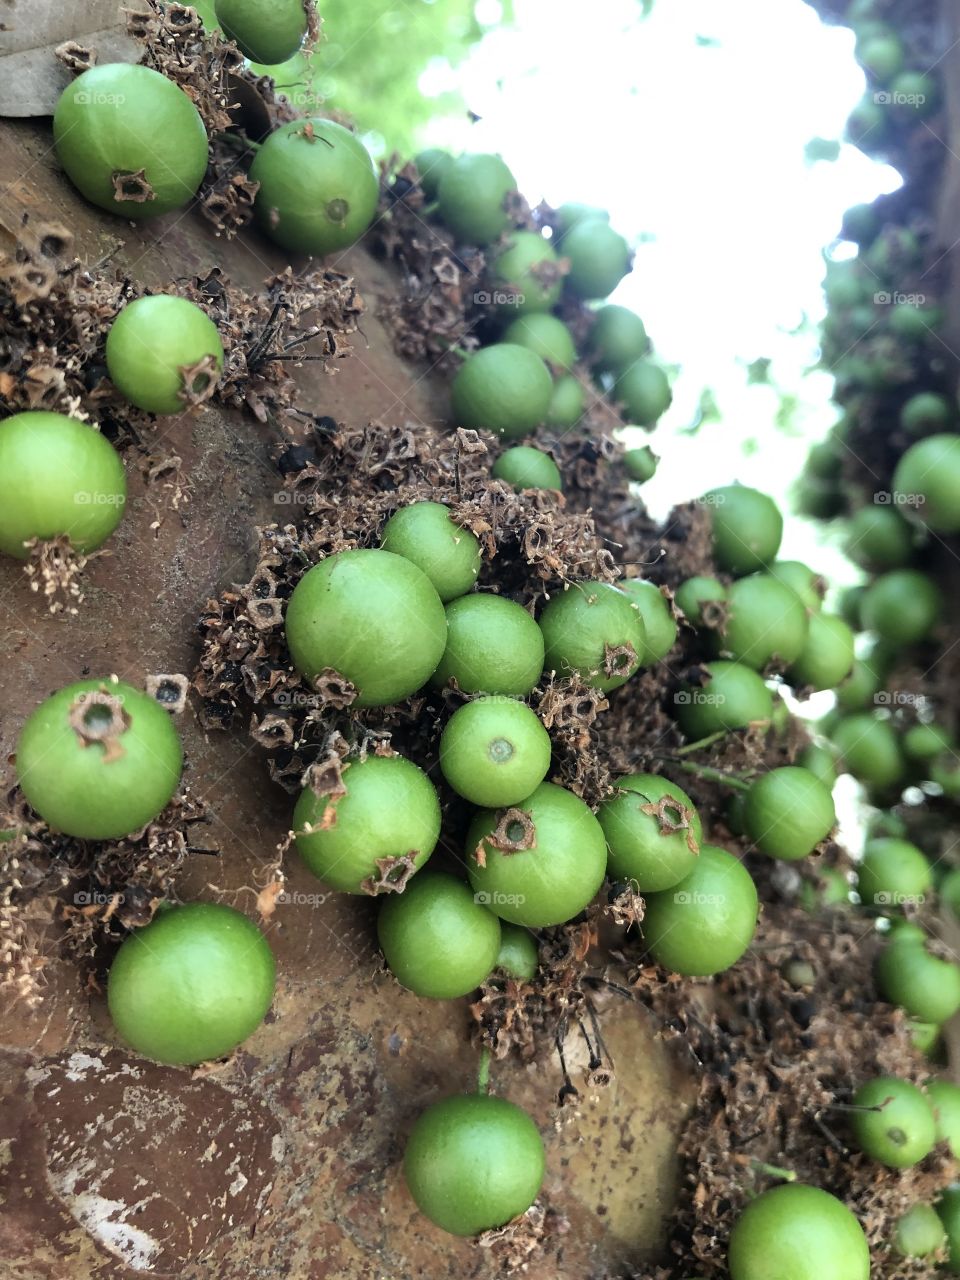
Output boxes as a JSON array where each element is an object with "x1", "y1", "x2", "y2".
[
  {"x1": 326, "y1": 198, "x2": 349, "y2": 223},
  {"x1": 488, "y1": 737, "x2": 514, "y2": 764},
  {"x1": 68, "y1": 689, "x2": 130, "y2": 762}
]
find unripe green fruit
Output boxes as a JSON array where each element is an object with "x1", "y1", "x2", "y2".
[
  {"x1": 797, "y1": 742, "x2": 838, "y2": 790},
  {"x1": 108, "y1": 903, "x2": 275, "y2": 1065},
  {"x1": 889, "y1": 302, "x2": 942, "y2": 341},
  {"x1": 674, "y1": 661, "x2": 773, "y2": 738},
  {"x1": 16, "y1": 678, "x2": 182, "y2": 840},
  {"x1": 618, "y1": 579, "x2": 677, "y2": 663},
  {"x1": 614, "y1": 361, "x2": 672, "y2": 426},
  {"x1": 598, "y1": 774, "x2": 701, "y2": 892},
  {"x1": 876, "y1": 933, "x2": 960, "y2": 1023},
  {"x1": 488, "y1": 231, "x2": 562, "y2": 314},
  {"x1": 215, "y1": 0, "x2": 310, "y2": 63},
  {"x1": 840, "y1": 201, "x2": 879, "y2": 246},
  {"x1": 377, "y1": 871, "x2": 501, "y2": 998},
  {"x1": 769, "y1": 560, "x2": 824, "y2": 612},
  {"x1": 404, "y1": 1094, "x2": 544, "y2": 1236},
  {"x1": 494, "y1": 922, "x2": 539, "y2": 980},
  {"x1": 106, "y1": 295, "x2": 224, "y2": 415},
  {"x1": 832, "y1": 714, "x2": 904, "y2": 789},
  {"x1": 714, "y1": 574, "x2": 808, "y2": 670},
  {"x1": 835, "y1": 657, "x2": 884, "y2": 711},
  {"x1": 467, "y1": 782, "x2": 607, "y2": 927},
  {"x1": 927, "y1": 1079, "x2": 960, "y2": 1157},
  {"x1": 623, "y1": 445, "x2": 658, "y2": 483},
  {"x1": 903, "y1": 722, "x2": 952, "y2": 761},
  {"x1": 293, "y1": 753, "x2": 440, "y2": 893},
  {"x1": 860, "y1": 569, "x2": 941, "y2": 645},
  {"x1": 788, "y1": 613, "x2": 855, "y2": 691},
  {"x1": 900, "y1": 391, "x2": 952, "y2": 435},
  {"x1": 588, "y1": 304, "x2": 648, "y2": 374},
  {"x1": 728, "y1": 1184, "x2": 869, "y2": 1280},
  {"x1": 893, "y1": 435, "x2": 960, "y2": 533},
  {"x1": 440, "y1": 696, "x2": 552, "y2": 807},
  {"x1": 555, "y1": 201, "x2": 608, "y2": 232},
  {"x1": 450, "y1": 344, "x2": 553, "y2": 440},
  {"x1": 846, "y1": 92, "x2": 889, "y2": 150},
  {"x1": 838, "y1": 584, "x2": 865, "y2": 631},
  {"x1": 706, "y1": 485, "x2": 783, "y2": 574},
  {"x1": 890, "y1": 70, "x2": 939, "y2": 120},
  {"x1": 642, "y1": 845, "x2": 758, "y2": 976},
  {"x1": 858, "y1": 33, "x2": 904, "y2": 83},
  {"x1": 857, "y1": 837, "x2": 932, "y2": 908},
  {"x1": 561, "y1": 219, "x2": 631, "y2": 298},
  {"x1": 415, "y1": 148, "x2": 454, "y2": 200},
  {"x1": 432, "y1": 594, "x2": 544, "y2": 696},
  {"x1": 285, "y1": 549, "x2": 447, "y2": 706},
  {"x1": 437, "y1": 153, "x2": 517, "y2": 245},
  {"x1": 539, "y1": 579, "x2": 645, "y2": 692},
  {"x1": 491, "y1": 446, "x2": 562, "y2": 492},
  {"x1": 251, "y1": 118, "x2": 378, "y2": 256},
  {"x1": 894, "y1": 1203, "x2": 946, "y2": 1258},
  {"x1": 380, "y1": 501, "x2": 482, "y2": 602},
  {"x1": 54, "y1": 64, "x2": 208, "y2": 219},
  {"x1": 850, "y1": 1076, "x2": 935, "y2": 1168},
  {"x1": 674, "y1": 576, "x2": 727, "y2": 626},
  {"x1": 501, "y1": 313, "x2": 576, "y2": 370},
  {"x1": 844, "y1": 505, "x2": 913, "y2": 570},
  {"x1": 743, "y1": 766, "x2": 836, "y2": 861},
  {"x1": 545, "y1": 373, "x2": 585, "y2": 428},
  {"x1": 0, "y1": 411, "x2": 126, "y2": 558}
]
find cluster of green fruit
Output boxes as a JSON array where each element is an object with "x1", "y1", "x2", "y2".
[
  {"x1": 843, "y1": 0, "x2": 939, "y2": 155},
  {"x1": 410, "y1": 147, "x2": 672, "y2": 442}
]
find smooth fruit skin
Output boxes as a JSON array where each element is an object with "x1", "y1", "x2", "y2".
[
  {"x1": 743, "y1": 767, "x2": 836, "y2": 861},
  {"x1": 770, "y1": 560, "x2": 824, "y2": 612},
  {"x1": 467, "y1": 782, "x2": 607, "y2": 927},
  {"x1": 895, "y1": 1202, "x2": 946, "y2": 1257},
  {"x1": 561, "y1": 219, "x2": 631, "y2": 299},
  {"x1": 623, "y1": 445, "x2": 657, "y2": 483},
  {"x1": 675, "y1": 576, "x2": 727, "y2": 626},
  {"x1": 599, "y1": 774, "x2": 701, "y2": 892},
  {"x1": 900, "y1": 392, "x2": 952, "y2": 435},
  {"x1": 450, "y1": 344, "x2": 553, "y2": 440},
  {"x1": 674, "y1": 661, "x2": 773, "y2": 738},
  {"x1": 788, "y1": 613, "x2": 855, "y2": 692},
  {"x1": 893, "y1": 435, "x2": 960, "y2": 532},
  {"x1": 215, "y1": 0, "x2": 309, "y2": 64},
  {"x1": 491, "y1": 446, "x2": 562, "y2": 492},
  {"x1": 728, "y1": 1184, "x2": 869, "y2": 1280},
  {"x1": 285, "y1": 549, "x2": 447, "y2": 707},
  {"x1": 294, "y1": 753, "x2": 440, "y2": 893},
  {"x1": 903, "y1": 721, "x2": 952, "y2": 761},
  {"x1": 415, "y1": 148, "x2": 453, "y2": 200},
  {"x1": 0, "y1": 411, "x2": 126, "y2": 558},
  {"x1": 937, "y1": 1187, "x2": 960, "y2": 1273},
  {"x1": 54, "y1": 64, "x2": 207, "y2": 219},
  {"x1": 106, "y1": 295, "x2": 224, "y2": 415},
  {"x1": 432, "y1": 594, "x2": 544, "y2": 696},
  {"x1": 831, "y1": 715, "x2": 904, "y2": 790},
  {"x1": 107, "y1": 903, "x2": 275, "y2": 1065},
  {"x1": 927, "y1": 1079, "x2": 960, "y2": 1157},
  {"x1": 860, "y1": 569, "x2": 941, "y2": 646},
  {"x1": 251, "y1": 118, "x2": 378, "y2": 256},
  {"x1": 539, "y1": 580, "x2": 645, "y2": 693},
  {"x1": 857, "y1": 837, "x2": 932, "y2": 909},
  {"x1": 16, "y1": 679, "x2": 182, "y2": 840},
  {"x1": 844, "y1": 504, "x2": 913, "y2": 570},
  {"x1": 501, "y1": 314, "x2": 576, "y2": 371},
  {"x1": 588, "y1": 304, "x2": 648, "y2": 375},
  {"x1": 850, "y1": 1076, "x2": 936, "y2": 1168},
  {"x1": 614, "y1": 361, "x2": 672, "y2": 426},
  {"x1": 618, "y1": 580, "x2": 677, "y2": 663},
  {"x1": 377, "y1": 871, "x2": 501, "y2": 999},
  {"x1": 495, "y1": 922, "x2": 538, "y2": 980},
  {"x1": 544, "y1": 374, "x2": 585, "y2": 428},
  {"x1": 706, "y1": 485, "x2": 783, "y2": 575},
  {"x1": 875, "y1": 934, "x2": 960, "y2": 1024},
  {"x1": 437, "y1": 153, "x2": 517, "y2": 245},
  {"x1": 797, "y1": 742, "x2": 838, "y2": 790},
  {"x1": 440, "y1": 697, "x2": 552, "y2": 808},
  {"x1": 642, "y1": 845, "x2": 758, "y2": 976},
  {"x1": 715, "y1": 574, "x2": 808, "y2": 670},
  {"x1": 380, "y1": 501, "x2": 482, "y2": 602},
  {"x1": 403, "y1": 1094, "x2": 544, "y2": 1236},
  {"x1": 488, "y1": 231, "x2": 562, "y2": 314}
]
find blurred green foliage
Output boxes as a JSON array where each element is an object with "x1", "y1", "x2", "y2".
[{"x1": 194, "y1": 0, "x2": 510, "y2": 155}]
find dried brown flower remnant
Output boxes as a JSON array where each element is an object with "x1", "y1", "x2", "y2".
[{"x1": 360, "y1": 853, "x2": 418, "y2": 896}]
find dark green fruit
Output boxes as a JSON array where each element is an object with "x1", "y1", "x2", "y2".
[
  {"x1": 706, "y1": 485, "x2": 783, "y2": 574},
  {"x1": 618, "y1": 579, "x2": 677, "y2": 664},
  {"x1": 623, "y1": 445, "x2": 658, "y2": 483},
  {"x1": 850, "y1": 1076, "x2": 935, "y2": 1168},
  {"x1": 545, "y1": 373, "x2": 585, "y2": 428},
  {"x1": 106, "y1": 295, "x2": 224, "y2": 415},
  {"x1": 467, "y1": 782, "x2": 607, "y2": 927},
  {"x1": 539, "y1": 580, "x2": 645, "y2": 692},
  {"x1": 927, "y1": 1079, "x2": 960, "y2": 1157},
  {"x1": 450, "y1": 344, "x2": 553, "y2": 440},
  {"x1": 857, "y1": 837, "x2": 932, "y2": 909},
  {"x1": 251, "y1": 118, "x2": 378, "y2": 256},
  {"x1": 770, "y1": 560, "x2": 824, "y2": 612},
  {"x1": 107, "y1": 903, "x2": 275, "y2": 1065},
  {"x1": 437, "y1": 153, "x2": 517, "y2": 245},
  {"x1": 858, "y1": 33, "x2": 904, "y2": 82},
  {"x1": 614, "y1": 361, "x2": 672, "y2": 426},
  {"x1": 588, "y1": 304, "x2": 648, "y2": 374},
  {"x1": 404, "y1": 1094, "x2": 544, "y2": 1236},
  {"x1": 674, "y1": 661, "x2": 773, "y2": 738},
  {"x1": 54, "y1": 64, "x2": 207, "y2": 219},
  {"x1": 285, "y1": 549, "x2": 446, "y2": 706},
  {"x1": 501, "y1": 313, "x2": 576, "y2": 370},
  {"x1": 890, "y1": 70, "x2": 939, "y2": 120},
  {"x1": 743, "y1": 766, "x2": 836, "y2": 861},
  {"x1": 876, "y1": 932, "x2": 960, "y2": 1023},
  {"x1": 846, "y1": 92, "x2": 889, "y2": 150},
  {"x1": 215, "y1": 0, "x2": 309, "y2": 63},
  {"x1": 380, "y1": 501, "x2": 482, "y2": 602},
  {"x1": 293, "y1": 753, "x2": 440, "y2": 893},
  {"x1": 555, "y1": 201, "x2": 608, "y2": 232},
  {"x1": 432, "y1": 594, "x2": 544, "y2": 696},
  {"x1": 494, "y1": 922, "x2": 538, "y2": 980},
  {"x1": 889, "y1": 302, "x2": 942, "y2": 342},
  {"x1": 562, "y1": 219, "x2": 631, "y2": 299},
  {"x1": 903, "y1": 722, "x2": 953, "y2": 761},
  {"x1": 0, "y1": 411, "x2": 126, "y2": 558},
  {"x1": 16, "y1": 679, "x2": 182, "y2": 840},
  {"x1": 415, "y1": 148, "x2": 454, "y2": 200},
  {"x1": 488, "y1": 231, "x2": 562, "y2": 314},
  {"x1": 832, "y1": 714, "x2": 904, "y2": 789},
  {"x1": 788, "y1": 613, "x2": 855, "y2": 691},
  {"x1": 598, "y1": 774, "x2": 701, "y2": 892},
  {"x1": 937, "y1": 1187, "x2": 960, "y2": 1272},
  {"x1": 797, "y1": 742, "x2": 838, "y2": 790},
  {"x1": 440, "y1": 696, "x2": 552, "y2": 808},
  {"x1": 714, "y1": 574, "x2": 808, "y2": 669},
  {"x1": 674, "y1": 576, "x2": 727, "y2": 626},
  {"x1": 834, "y1": 656, "x2": 884, "y2": 712},
  {"x1": 728, "y1": 1184, "x2": 869, "y2": 1280},
  {"x1": 840, "y1": 201, "x2": 879, "y2": 246},
  {"x1": 377, "y1": 871, "x2": 501, "y2": 999},
  {"x1": 894, "y1": 1203, "x2": 947, "y2": 1258},
  {"x1": 893, "y1": 435, "x2": 960, "y2": 533},
  {"x1": 642, "y1": 845, "x2": 758, "y2": 977},
  {"x1": 492, "y1": 446, "x2": 562, "y2": 492},
  {"x1": 900, "y1": 391, "x2": 952, "y2": 435},
  {"x1": 844, "y1": 505, "x2": 913, "y2": 570},
  {"x1": 837, "y1": 584, "x2": 865, "y2": 631},
  {"x1": 860, "y1": 569, "x2": 941, "y2": 645}
]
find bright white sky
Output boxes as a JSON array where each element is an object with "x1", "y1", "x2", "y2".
[{"x1": 419, "y1": 0, "x2": 900, "y2": 590}]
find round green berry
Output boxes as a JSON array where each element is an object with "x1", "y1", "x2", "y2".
[
  {"x1": 614, "y1": 361, "x2": 672, "y2": 426},
  {"x1": 674, "y1": 661, "x2": 773, "y2": 738},
  {"x1": 544, "y1": 373, "x2": 585, "y2": 428},
  {"x1": 743, "y1": 766, "x2": 836, "y2": 861},
  {"x1": 491, "y1": 446, "x2": 562, "y2": 492},
  {"x1": 900, "y1": 392, "x2": 952, "y2": 436},
  {"x1": 875, "y1": 932, "x2": 960, "y2": 1023},
  {"x1": 500, "y1": 313, "x2": 576, "y2": 370},
  {"x1": 857, "y1": 837, "x2": 932, "y2": 909},
  {"x1": 215, "y1": 0, "x2": 309, "y2": 63},
  {"x1": 706, "y1": 485, "x2": 783, "y2": 575},
  {"x1": 618, "y1": 579, "x2": 678, "y2": 664},
  {"x1": 380, "y1": 501, "x2": 482, "y2": 602},
  {"x1": 539, "y1": 580, "x2": 645, "y2": 692},
  {"x1": 769, "y1": 560, "x2": 824, "y2": 612},
  {"x1": 797, "y1": 742, "x2": 838, "y2": 790},
  {"x1": 675, "y1": 576, "x2": 727, "y2": 626},
  {"x1": 598, "y1": 774, "x2": 701, "y2": 892},
  {"x1": 860, "y1": 569, "x2": 941, "y2": 645},
  {"x1": 623, "y1": 445, "x2": 658, "y2": 483},
  {"x1": 832, "y1": 714, "x2": 904, "y2": 789},
  {"x1": 488, "y1": 231, "x2": 562, "y2": 314},
  {"x1": 588, "y1": 304, "x2": 648, "y2": 374},
  {"x1": 432, "y1": 594, "x2": 544, "y2": 696},
  {"x1": 903, "y1": 722, "x2": 953, "y2": 761},
  {"x1": 844, "y1": 505, "x2": 913, "y2": 571},
  {"x1": 850, "y1": 1076, "x2": 935, "y2": 1168},
  {"x1": 437, "y1": 153, "x2": 517, "y2": 245},
  {"x1": 415, "y1": 148, "x2": 454, "y2": 200},
  {"x1": 440, "y1": 696, "x2": 552, "y2": 808},
  {"x1": 494, "y1": 922, "x2": 538, "y2": 980},
  {"x1": 926, "y1": 1079, "x2": 960, "y2": 1157},
  {"x1": 561, "y1": 219, "x2": 631, "y2": 299},
  {"x1": 729, "y1": 1184, "x2": 869, "y2": 1280},
  {"x1": 788, "y1": 613, "x2": 855, "y2": 691},
  {"x1": 714, "y1": 573, "x2": 808, "y2": 669},
  {"x1": 894, "y1": 1203, "x2": 946, "y2": 1258},
  {"x1": 106, "y1": 295, "x2": 224, "y2": 415},
  {"x1": 450, "y1": 344, "x2": 553, "y2": 440},
  {"x1": 893, "y1": 435, "x2": 960, "y2": 533}
]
